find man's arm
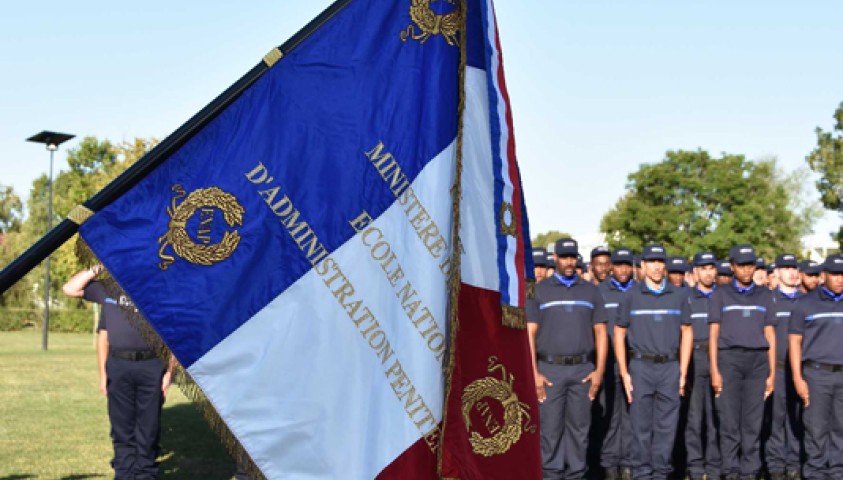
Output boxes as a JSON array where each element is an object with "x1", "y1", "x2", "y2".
[
  {"x1": 97, "y1": 329, "x2": 109, "y2": 396},
  {"x1": 63, "y1": 265, "x2": 103, "y2": 298},
  {"x1": 709, "y1": 323, "x2": 722, "y2": 397},
  {"x1": 585, "y1": 323, "x2": 607, "y2": 400},
  {"x1": 528, "y1": 322, "x2": 551, "y2": 403},
  {"x1": 789, "y1": 334, "x2": 809, "y2": 407},
  {"x1": 614, "y1": 326, "x2": 632, "y2": 403},
  {"x1": 679, "y1": 324, "x2": 693, "y2": 396},
  {"x1": 764, "y1": 325, "x2": 776, "y2": 399}
]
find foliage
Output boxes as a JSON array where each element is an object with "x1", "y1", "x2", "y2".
[
  {"x1": 806, "y1": 101, "x2": 843, "y2": 247},
  {"x1": 600, "y1": 150, "x2": 820, "y2": 259},
  {"x1": 0, "y1": 137, "x2": 157, "y2": 323},
  {"x1": 0, "y1": 185, "x2": 23, "y2": 233},
  {"x1": 531, "y1": 230, "x2": 573, "y2": 251}
]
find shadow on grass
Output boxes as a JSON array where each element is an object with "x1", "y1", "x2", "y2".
[
  {"x1": 59, "y1": 475, "x2": 106, "y2": 479},
  {"x1": 158, "y1": 402, "x2": 238, "y2": 480},
  {"x1": 0, "y1": 475, "x2": 37, "y2": 480}
]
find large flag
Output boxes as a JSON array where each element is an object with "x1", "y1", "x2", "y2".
[{"x1": 76, "y1": 0, "x2": 540, "y2": 478}]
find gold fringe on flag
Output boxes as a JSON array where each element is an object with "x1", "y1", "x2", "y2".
[{"x1": 501, "y1": 304, "x2": 526, "y2": 330}]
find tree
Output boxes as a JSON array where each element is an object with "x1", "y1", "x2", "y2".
[
  {"x1": 531, "y1": 230, "x2": 572, "y2": 251},
  {"x1": 0, "y1": 185, "x2": 23, "y2": 234},
  {"x1": 806, "y1": 101, "x2": 843, "y2": 247},
  {"x1": 600, "y1": 150, "x2": 820, "y2": 259}
]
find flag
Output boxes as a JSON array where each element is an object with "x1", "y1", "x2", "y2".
[{"x1": 77, "y1": 0, "x2": 539, "y2": 478}]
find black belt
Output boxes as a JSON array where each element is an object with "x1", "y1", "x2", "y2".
[
  {"x1": 630, "y1": 350, "x2": 678, "y2": 364},
  {"x1": 719, "y1": 346, "x2": 768, "y2": 352},
  {"x1": 693, "y1": 343, "x2": 709, "y2": 351},
  {"x1": 537, "y1": 352, "x2": 591, "y2": 366},
  {"x1": 804, "y1": 360, "x2": 843, "y2": 373},
  {"x1": 110, "y1": 349, "x2": 156, "y2": 361}
]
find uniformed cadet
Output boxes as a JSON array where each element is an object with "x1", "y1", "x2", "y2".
[
  {"x1": 634, "y1": 254, "x2": 643, "y2": 282},
  {"x1": 754, "y1": 257, "x2": 769, "y2": 287},
  {"x1": 684, "y1": 252, "x2": 721, "y2": 480},
  {"x1": 716, "y1": 260, "x2": 734, "y2": 286},
  {"x1": 768, "y1": 263, "x2": 779, "y2": 291},
  {"x1": 765, "y1": 254, "x2": 803, "y2": 480},
  {"x1": 798, "y1": 260, "x2": 822, "y2": 294},
  {"x1": 789, "y1": 254, "x2": 843, "y2": 479},
  {"x1": 597, "y1": 247, "x2": 636, "y2": 480},
  {"x1": 615, "y1": 244, "x2": 693, "y2": 480},
  {"x1": 709, "y1": 245, "x2": 776, "y2": 480},
  {"x1": 534, "y1": 248, "x2": 550, "y2": 283},
  {"x1": 528, "y1": 238, "x2": 609, "y2": 480},
  {"x1": 591, "y1": 246, "x2": 612, "y2": 286},
  {"x1": 666, "y1": 256, "x2": 690, "y2": 289},
  {"x1": 547, "y1": 252, "x2": 556, "y2": 276},
  {"x1": 63, "y1": 266, "x2": 175, "y2": 480}
]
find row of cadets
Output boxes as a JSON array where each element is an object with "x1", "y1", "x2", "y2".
[
  {"x1": 789, "y1": 254, "x2": 843, "y2": 479},
  {"x1": 528, "y1": 238, "x2": 609, "y2": 479}
]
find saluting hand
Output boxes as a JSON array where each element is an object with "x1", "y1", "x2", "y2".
[
  {"x1": 794, "y1": 378, "x2": 810, "y2": 407},
  {"x1": 535, "y1": 371, "x2": 552, "y2": 404},
  {"x1": 582, "y1": 370, "x2": 603, "y2": 401},
  {"x1": 711, "y1": 370, "x2": 723, "y2": 398}
]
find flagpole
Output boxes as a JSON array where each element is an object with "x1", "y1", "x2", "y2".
[{"x1": 0, "y1": 0, "x2": 353, "y2": 295}]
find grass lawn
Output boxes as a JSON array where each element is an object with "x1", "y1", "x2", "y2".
[{"x1": 0, "y1": 330, "x2": 239, "y2": 479}]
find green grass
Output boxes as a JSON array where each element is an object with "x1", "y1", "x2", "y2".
[{"x1": 0, "y1": 330, "x2": 239, "y2": 479}]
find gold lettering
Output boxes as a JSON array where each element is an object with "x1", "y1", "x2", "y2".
[
  {"x1": 269, "y1": 194, "x2": 294, "y2": 217},
  {"x1": 258, "y1": 186, "x2": 280, "y2": 205},
  {"x1": 349, "y1": 211, "x2": 373, "y2": 232},
  {"x1": 245, "y1": 162, "x2": 272, "y2": 184}
]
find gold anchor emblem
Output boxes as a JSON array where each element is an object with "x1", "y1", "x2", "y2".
[{"x1": 401, "y1": 0, "x2": 462, "y2": 47}]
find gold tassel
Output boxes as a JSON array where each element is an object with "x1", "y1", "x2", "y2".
[{"x1": 501, "y1": 304, "x2": 526, "y2": 330}]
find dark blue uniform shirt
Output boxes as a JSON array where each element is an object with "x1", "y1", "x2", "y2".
[
  {"x1": 617, "y1": 280, "x2": 692, "y2": 355},
  {"x1": 769, "y1": 288, "x2": 801, "y2": 363},
  {"x1": 85, "y1": 281, "x2": 151, "y2": 352},
  {"x1": 527, "y1": 274, "x2": 607, "y2": 356},
  {"x1": 685, "y1": 286, "x2": 714, "y2": 343},
  {"x1": 597, "y1": 277, "x2": 636, "y2": 341},
  {"x1": 789, "y1": 287, "x2": 843, "y2": 365},
  {"x1": 708, "y1": 281, "x2": 774, "y2": 349}
]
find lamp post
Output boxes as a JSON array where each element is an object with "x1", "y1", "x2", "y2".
[{"x1": 26, "y1": 130, "x2": 75, "y2": 351}]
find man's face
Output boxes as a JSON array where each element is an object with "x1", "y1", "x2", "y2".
[
  {"x1": 732, "y1": 262, "x2": 755, "y2": 286},
  {"x1": 825, "y1": 272, "x2": 843, "y2": 295},
  {"x1": 611, "y1": 263, "x2": 633, "y2": 284},
  {"x1": 776, "y1": 267, "x2": 799, "y2": 289},
  {"x1": 642, "y1": 259, "x2": 665, "y2": 284},
  {"x1": 554, "y1": 254, "x2": 577, "y2": 277},
  {"x1": 534, "y1": 267, "x2": 547, "y2": 282},
  {"x1": 591, "y1": 254, "x2": 611, "y2": 283},
  {"x1": 753, "y1": 268, "x2": 768, "y2": 287},
  {"x1": 667, "y1": 272, "x2": 685, "y2": 288},
  {"x1": 801, "y1": 272, "x2": 820, "y2": 291},
  {"x1": 716, "y1": 275, "x2": 732, "y2": 286},
  {"x1": 694, "y1": 264, "x2": 716, "y2": 288}
]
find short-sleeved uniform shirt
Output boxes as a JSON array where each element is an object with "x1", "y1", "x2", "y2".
[
  {"x1": 527, "y1": 274, "x2": 607, "y2": 357},
  {"x1": 84, "y1": 281, "x2": 151, "y2": 352},
  {"x1": 597, "y1": 277, "x2": 636, "y2": 341},
  {"x1": 769, "y1": 288, "x2": 801, "y2": 363},
  {"x1": 789, "y1": 287, "x2": 843, "y2": 365},
  {"x1": 617, "y1": 281, "x2": 691, "y2": 355},
  {"x1": 685, "y1": 286, "x2": 714, "y2": 344},
  {"x1": 708, "y1": 281, "x2": 774, "y2": 349}
]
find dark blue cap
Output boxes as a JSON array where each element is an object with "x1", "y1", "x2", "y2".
[
  {"x1": 554, "y1": 238, "x2": 578, "y2": 256},
  {"x1": 717, "y1": 260, "x2": 733, "y2": 276},
  {"x1": 755, "y1": 257, "x2": 766, "y2": 270},
  {"x1": 692, "y1": 251, "x2": 717, "y2": 267},
  {"x1": 774, "y1": 253, "x2": 798, "y2": 269},
  {"x1": 730, "y1": 244, "x2": 757, "y2": 265},
  {"x1": 799, "y1": 260, "x2": 821, "y2": 275},
  {"x1": 641, "y1": 244, "x2": 667, "y2": 261},
  {"x1": 545, "y1": 252, "x2": 554, "y2": 267},
  {"x1": 633, "y1": 254, "x2": 641, "y2": 267},
  {"x1": 767, "y1": 264, "x2": 775, "y2": 274},
  {"x1": 666, "y1": 256, "x2": 689, "y2": 273},
  {"x1": 611, "y1": 248, "x2": 634, "y2": 265},
  {"x1": 591, "y1": 246, "x2": 611, "y2": 260},
  {"x1": 576, "y1": 259, "x2": 586, "y2": 271},
  {"x1": 823, "y1": 254, "x2": 843, "y2": 274},
  {"x1": 532, "y1": 249, "x2": 548, "y2": 268}
]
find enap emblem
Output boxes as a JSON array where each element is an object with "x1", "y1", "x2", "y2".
[
  {"x1": 461, "y1": 356, "x2": 536, "y2": 457},
  {"x1": 401, "y1": 0, "x2": 461, "y2": 46},
  {"x1": 158, "y1": 184, "x2": 245, "y2": 270}
]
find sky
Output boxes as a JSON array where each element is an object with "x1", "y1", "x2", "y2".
[{"x1": 0, "y1": 1, "x2": 840, "y2": 243}]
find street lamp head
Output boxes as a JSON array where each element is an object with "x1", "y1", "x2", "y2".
[{"x1": 27, "y1": 131, "x2": 75, "y2": 151}]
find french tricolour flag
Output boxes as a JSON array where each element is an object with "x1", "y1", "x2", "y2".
[{"x1": 79, "y1": 0, "x2": 539, "y2": 478}]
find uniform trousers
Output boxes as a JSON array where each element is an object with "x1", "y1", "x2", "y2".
[
  {"x1": 599, "y1": 362, "x2": 631, "y2": 472},
  {"x1": 685, "y1": 349, "x2": 721, "y2": 478},
  {"x1": 628, "y1": 359, "x2": 680, "y2": 480},
  {"x1": 801, "y1": 366, "x2": 843, "y2": 480},
  {"x1": 539, "y1": 361, "x2": 593, "y2": 480},
  {"x1": 106, "y1": 356, "x2": 165, "y2": 480},
  {"x1": 715, "y1": 349, "x2": 768, "y2": 478},
  {"x1": 765, "y1": 365, "x2": 802, "y2": 475}
]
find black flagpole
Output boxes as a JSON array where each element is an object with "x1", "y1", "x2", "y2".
[{"x1": 0, "y1": 0, "x2": 352, "y2": 295}]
